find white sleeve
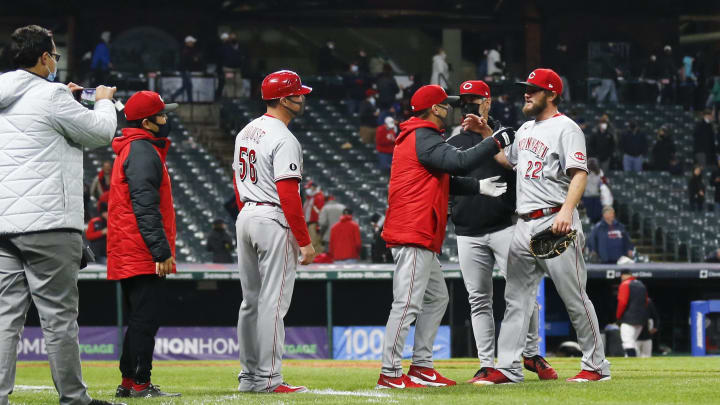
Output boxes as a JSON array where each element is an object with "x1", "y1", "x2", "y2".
[
  {"x1": 504, "y1": 143, "x2": 518, "y2": 167},
  {"x1": 559, "y1": 124, "x2": 588, "y2": 174},
  {"x1": 272, "y1": 137, "x2": 303, "y2": 182},
  {"x1": 50, "y1": 86, "x2": 117, "y2": 149}
]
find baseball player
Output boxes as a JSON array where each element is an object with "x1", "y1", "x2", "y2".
[
  {"x1": 377, "y1": 85, "x2": 513, "y2": 389},
  {"x1": 467, "y1": 68, "x2": 611, "y2": 384},
  {"x1": 447, "y1": 80, "x2": 557, "y2": 383},
  {"x1": 233, "y1": 70, "x2": 317, "y2": 393}
]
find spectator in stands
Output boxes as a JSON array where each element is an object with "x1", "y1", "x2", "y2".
[
  {"x1": 206, "y1": 218, "x2": 233, "y2": 263},
  {"x1": 641, "y1": 54, "x2": 662, "y2": 104},
  {"x1": 551, "y1": 43, "x2": 571, "y2": 102},
  {"x1": 86, "y1": 202, "x2": 108, "y2": 264},
  {"x1": 712, "y1": 160, "x2": 720, "y2": 212},
  {"x1": 650, "y1": 127, "x2": 676, "y2": 171},
  {"x1": 303, "y1": 181, "x2": 325, "y2": 253},
  {"x1": 594, "y1": 45, "x2": 620, "y2": 104},
  {"x1": 329, "y1": 208, "x2": 362, "y2": 263},
  {"x1": 600, "y1": 177, "x2": 614, "y2": 210},
  {"x1": 214, "y1": 33, "x2": 229, "y2": 100},
  {"x1": 583, "y1": 158, "x2": 603, "y2": 223},
  {"x1": 319, "y1": 196, "x2": 345, "y2": 249},
  {"x1": 688, "y1": 165, "x2": 706, "y2": 211},
  {"x1": 668, "y1": 154, "x2": 684, "y2": 176},
  {"x1": 357, "y1": 49, "x2": 370, "y2": 75},
  {"x1": 659, "y1": 45, "x2": 677, "y2": 104},
  {"x1": 431, "y1": 48, "x2": 449, "y2": 90},
  {"x1": 705, "y1": 248, "x2": 720, "y2": 262},
  {"x1": 636, "y1": 298, "x2": 659, "y2": 358},
  {"x1": 588, "y1": 207, "x2": 634, "y2": 264},
  {"x1": 616, "y1": 269, "x2": 648, "y2": 357},
  {"x1": 376, "y1": 63, "x2": 399, "y2": 112},
  {"x1": 693, "y1": 109, "x2": 717, "y2": 167},
  {"x1": 358, "y1": 89, "x2": 379, "y2": 143},
  {"x1": 588, "y1": 115, "x2": 616, "y2": 173},
  {"x1": 343, "y1": 62, "x2": 367, "y2": 115},
  {"x1": 317, "y1": 40, "x2": 341, "y2": 74},
  {"x1": 485, "y1": 44, "x2": 503, "y2": 78},
  {"x1": 376, "y1": 116, "x2": 397, "y2": 171},
  {"x1": 621, "y1": 121, "x2": 647, "y2": 172},
  {"x1": 370, "y1": 213, "x2": 393, "y2": 263},
  {"x1": 489, "y1": 93, "x2": 516, "y2": 127},
  {"x1": 90, "y1": 160, "x2": 112, "y2": 199},
  {"x1": 91, "y1": 31, "x2": 112, "y2": 86},
  {"x1": 172, "y1": 36, "x2": 204, "y2": 103},
  {"x1": 219, "y1": 32, "x2": 244, "y2": 98},
  {"x1": 710, "y1": 77, "x2": 720, "y2": 123}
]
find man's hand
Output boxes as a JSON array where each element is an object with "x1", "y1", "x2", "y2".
[
  {"x1": 155, "y1": 256, "x2": 175, "y2": 277},
  {"x1": 67, "y1": 82, "x2": 83, "y2": 93},
  {"x1": 650, "y1": 328, "x2": 658, "y2": 335},
  {"x1": 95, "y1": 85, "x2": 117, "y2": 101},
  {"x1": 299, "y1": 243, "x2": 316, "y2": 265},
  {"x1": 461, "y1": 114, "x2": 485, "y2": 133},
  {"x1": 551, "y1": 208, "x2": 573, "y2": 235},
  {"x1": 627, "y1": 250, "x2": 634, "y2": 258}
]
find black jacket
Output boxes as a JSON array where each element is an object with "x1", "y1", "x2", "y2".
[
  {"x1": 650, "y1": 136, "x2": 676, "y2": 170},
  {"x1": 447, "y1": 129, "x2": 516, "y2": 236},
  {"x1": 588, "y1": 127, "x2": 616, "y2": 161},
  {"x1": 689, "y1": 174, "x2": 706, "y2": 204},
  {"x1": 693, "y1": 120, "x2": 717, "y2": 155},
  {"x1": 206, "y1": 229, "x2": 233, "y2": 263},
  {"x1": 638, "y1": 298, "x2": 659, "y2": 340},
  {"x1": 621, "y1": 129, "x2": 648, "y2": 157},
  {"x1": 620, "y1": 278, "x2": 648, "y2": 325}
]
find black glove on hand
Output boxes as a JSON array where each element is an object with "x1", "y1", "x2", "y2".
[{"x1": 492, "y1": 127, "x2": 515, "y2": 149}]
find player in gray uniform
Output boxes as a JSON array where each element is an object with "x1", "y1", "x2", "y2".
[
  {"x1": 467, "y1": 68, "x2": 611, "y2": 384},
  {"x1": 233, "y1": 70, "x2": 317, "y2": 393},
  {"x1": 448, "y1": 80, "x2": 557, "y2": 383}
]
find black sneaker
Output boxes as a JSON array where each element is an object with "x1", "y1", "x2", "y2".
[
  {"x1": 89, "y1": 400, "x2": 127, "y2": 405},
  {"x1": 467, "y1": 367, "x2": 491, "y2": 383},
  {"x1": 130, "y1": 383, "x2": 182, "y2": 398},
  {"x1": 115, "y1": 385, "x2": 131, "y2": 398}
]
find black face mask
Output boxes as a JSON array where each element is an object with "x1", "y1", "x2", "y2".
[
  {"x1": 283, "y1": 97, "x2": 305, "y2": 117},
  {"x1": 150, "y1": 117, "x2": 171, "y2": 138},
  {"x1": 435, "y1": 104, "x2": 453, "y2": 129}
]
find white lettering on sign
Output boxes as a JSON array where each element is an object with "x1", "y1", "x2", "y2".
[{"x1": 696, "y1": 312, "x2": 704, "y2": 350}]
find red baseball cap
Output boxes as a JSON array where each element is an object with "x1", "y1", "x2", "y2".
[
  {"x1": 124, "y1": 91, "x2": 178, "y2": 121},
  {"x1": 410, "y1": 85, "x2": 459, "y2": 112},
  {"x1": 516, "y1": 68, "x2": 563, "y2": 96},
  {"x1": 459, "y1": 80, "x2": 490, "y2": 98}
]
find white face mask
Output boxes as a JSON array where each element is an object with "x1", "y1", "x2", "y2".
[
  {"x1": 350, "y1": 65, "x2": 359, "y2": 73},
  {"x1": 305, "y1": 188, "x2": 313, "y2": 196},
  {"x1": 599, "y1": 123, "x2": 608, "y2": 131},
  {"x1": 368, "y1": 97, "x2": 376, "y2": 106}
]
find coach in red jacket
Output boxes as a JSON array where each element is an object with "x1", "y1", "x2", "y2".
[
  {"x1": 329, "y1": 208, "x2": 362, "y2": 262},
  {"x1": 376, "y1": 85, "x2": 515, "y2": 389},
  {"x1": 107, "y1": 91, "x2": 180, "y2": 398}
]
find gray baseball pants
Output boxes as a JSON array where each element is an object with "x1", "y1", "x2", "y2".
[
  {"x1": 236, "y1": 206, "x2": 299, "y2": 392},
  {"x1": 496, "y1": 210, "x2": 610, "y2": 381},
  {"x1": 0, "y1": 231, "x2": 91, "y2": 405},
  {"x1": 381, "y1": 246, "x2": 448, "y2": 377},
  {"x1": 456, "y1": 225, "x2": 540, "y2": 369}
]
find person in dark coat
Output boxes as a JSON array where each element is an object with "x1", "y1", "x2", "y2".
[
  {"x1": 588, "y1": 207, "x2": 634, "y2": 264},
  {"x1": 616, "y1": 270, "x2": 648, "y2": 357},
  {"x1": 376, "y1": 64, "x2": 399, "y2": 112},
  {"x1": 171, "y1": 36, "x2": 204, "y2": 103},
  {"x1": 650, "y1": 127, "x2": 676, "y2": 171},
  {"x1": 620, "y1": 122, "x2": 647, "y2": 172},
  {"x1": 692, "y1": 109, "x2": 717, "y2": 166},
  {"x1": 588, "y1": 116, "x2": 616, "y2": 173},
  {"x1": 206, "y1": 219, "x2": 234, "y2": 263},
  {"x1": 688, "y1": 165, "x2": 706, "y2": 211},
  {"x1": 636, "y1": 298, "x2": 659, "y2": 357}
]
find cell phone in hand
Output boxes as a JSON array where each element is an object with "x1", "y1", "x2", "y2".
[{"x1": 75, "y1": 88, "x2": 96, "y2": 109}]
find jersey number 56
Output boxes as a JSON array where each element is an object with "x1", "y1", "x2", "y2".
[{"x1": 238, "y1": 146, "x2": 258, "y2": 183}]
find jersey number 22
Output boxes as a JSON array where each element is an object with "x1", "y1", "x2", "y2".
[
  {"x1": 524, "y1": 160, "x2": 543, "y2": 179},
  {"x1": 238, "y1": 146, "x2": 258, "y2": 183}
]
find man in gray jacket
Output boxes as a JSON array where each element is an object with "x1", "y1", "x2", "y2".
[
  {"x1": 318, "y1": 196, "x2": 346, "y2": 248},
  {"x1": 0, "y1": 25, "x2": 121, "y2": 405}
]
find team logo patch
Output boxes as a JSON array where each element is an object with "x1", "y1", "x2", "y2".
[
  {"x1": 528, "y1": 72, "x2": 536, "y2": 79},
  {"x1": 548, "y1": 83, "x2": 554, "y2": 88},
  {"x1": 290, "y1": 163, "x2": 298, "y2": 171},
  {"x1": 574, "y1": 152, "x2": 586, "y2": 161},
  {"x1": 462, "y1": 82, "x2": 473, "y2": 90}
]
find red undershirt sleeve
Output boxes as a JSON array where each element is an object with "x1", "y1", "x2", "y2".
[
  {"x1": 616, "y1": 281, "x2": 630, "y2": 321},
  {"x1": 276, "y1": 178, "x2": 311, "y2": 247},
  {"x1": 233, "y1": 173, "x2": 244, "y2": 212}
]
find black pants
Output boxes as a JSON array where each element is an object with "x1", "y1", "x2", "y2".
[{"x1": 119, "y1": 274, "x2": 164, "y2": 383}]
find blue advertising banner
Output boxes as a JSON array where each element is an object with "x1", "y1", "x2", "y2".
[
  {"x1": 332, "y1": 326, "x2": 451, "y2": 360},
  {"x1": 17, "y1": 326, "x2": 328, "y2": 361}
]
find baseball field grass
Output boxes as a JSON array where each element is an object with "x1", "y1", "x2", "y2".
[{"x1": 10, "y1": 357, "x2": 720, "y2": 404}]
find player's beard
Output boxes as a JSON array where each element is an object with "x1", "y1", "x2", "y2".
[{"x1": 522, "y1": 94, "x2": 547, "y2": 117}]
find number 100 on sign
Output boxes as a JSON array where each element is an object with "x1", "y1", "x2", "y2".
[{"x1": 332, "y1": 326, "x2": 451, "y2": 360}]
